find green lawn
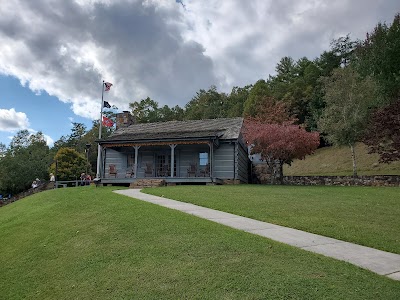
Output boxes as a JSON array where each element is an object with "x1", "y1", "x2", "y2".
[
  {"x1": 145, "y1": 185, "x2": 400, "y2": 254},
  {"x1": 0, "y1": 187, "x2": 399, "y2": 299},
  {"x1": 284, "y1": 143, "x2": 400, "y2": 176}
]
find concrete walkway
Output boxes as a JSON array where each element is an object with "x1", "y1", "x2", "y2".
[{"x1": 114, "y1": 189, "x2": 400, "y2": 281}]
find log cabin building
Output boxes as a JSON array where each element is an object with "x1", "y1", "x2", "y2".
[{"x1": 97, "y1": 112, "x2": 249, "y2": 186}]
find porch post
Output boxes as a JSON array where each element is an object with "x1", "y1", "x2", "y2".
[
  {"x1": 169, "y1": 144, "x2": 177, "y2": 178},
  {"x1": 101, "y1": 147, "x2": 106, "y2": 178},
  {"x1": 209, "y1": 142, "x2": 213, "y2": 178},
  {"x1": 134, "y1": 146, "x2": 140, "y2": 178}
]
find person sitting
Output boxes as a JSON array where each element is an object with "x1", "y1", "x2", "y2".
[
  {"x1": 80, "y1": 173, "x2": 86, "y2": 186},
  {"x1": 48, "y1": 173, "x2": 56, "y2": 188},
  {"x1": 85, "y1": 174, "x2": 92, "y2": 185},
  {"x1": 32, "y1": 180, "x2": 38, "y2": 189}
]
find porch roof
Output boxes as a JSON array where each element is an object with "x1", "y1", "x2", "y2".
[{"x1": 98, "y1": 117, "x2": 244, "y2": 144}]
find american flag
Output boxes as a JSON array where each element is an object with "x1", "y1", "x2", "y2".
[{"x1": 104, "y1": 82, "x2": 113, "y2": 91}]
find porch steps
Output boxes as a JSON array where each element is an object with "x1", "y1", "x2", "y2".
[{"x1": 130, "y1": 179, "x2": 166, "y2": 189}]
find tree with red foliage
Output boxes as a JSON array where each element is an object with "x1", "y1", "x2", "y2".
[
  {"x1": 364, "y1": 99, "x2": 400, "y2": 163},
  {"x1": 243, "y1": 98, "x2": 320, "y2": 184}
]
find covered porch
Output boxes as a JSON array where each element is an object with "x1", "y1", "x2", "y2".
[{"x1": 99, "y1": 139, "x2": 221, "y2": 185}]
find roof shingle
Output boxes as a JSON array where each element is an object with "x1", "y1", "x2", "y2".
[{"x1": 100, "y1": 117, "x2": 244, "y2": 143}]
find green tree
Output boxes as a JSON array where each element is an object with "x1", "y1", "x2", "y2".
[
  {"x1": 184, "y1": 86, "x2": 227, "y2": 120},
  {"x1": 275, "y1": 56, "x2": 296, "y2": 83},
  {"x1": 49, "y1": 148, "x2": 87, "y2": 181},
  {"x1": 315, "y1": 50, "x2": 342, "y2": 77},
  {"x1": 330, "y1": 34, "x2": 357, "y2": 67},
  {"x1": 266, "y1": 57, "x2": 323, "y2": 127},
  {"x1": 243, "y1": 100, "x2": 319, "y2": 184},
  {"x1": 9, "y1": 129, "x2": 31, "y2": 150},
  {"x1": 67, "y1": 122, "x2": 87, "y2": 152},
  {"x1": 158, "y1": 105, "x2": 185, "y2": 121},
  {"x1": 0, "y1": 131, "x2": 50, "y2": 194},
  {"x1": 129, "y1": 97, "x2": 161, "y2": 123},
  {"x1": 318, "y1": 67, "x2": 379, "y2": 176},
  {"x1": 0, "y1": 142, "x2": 7, "y2": 158},
  {"x1": 52, "y1": 123, "x2": 89, "y2": 153},
  {"x1": 51, "y1": 119, "x2": 115, "y2": 175},
  {"x1": 82, "y1": 120, "x2": 114, "y2": 174},
  {"x1": 52, "y1": 135, "x2": 69, "y2": 153},
  {"x1": 243, "y1": 80, "x2": 271, "y2": 117},
  {"x1": 354, "y1": 13, "x2": 400, "y2": 103},
  {"x1": 364, "y1": 99, "x2": 400, "y2": 163},
  {"x1": 225, "y1": 85, "x2": 252, "y2": 117}
]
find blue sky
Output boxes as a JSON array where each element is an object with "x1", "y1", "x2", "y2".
[
  {"x1": 0, "y1": 0, "x2": 399, "y2": 147},
  {"x1": 0, "y1": 75, "x2": 95, "y2": 146}
]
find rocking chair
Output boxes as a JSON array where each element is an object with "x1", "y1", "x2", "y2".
[
  {"x1": 159, "y1": 164, "x2": 170, "y2": 177},
  {"x1": 125, "y1": 165, "x2": 135, "y2": 178},
  {"x1": 109, "y1": 164, "x2": 117, "y2": 178},
  {"x1": 187, "y1": 162, "x2": 197, "y2": 177},
  {"x1": 144, "y1": 163, "x2": 153, "y2": 177},
  {"x1": 199, "y1": 163, "x2": 210, "y2": 177}
]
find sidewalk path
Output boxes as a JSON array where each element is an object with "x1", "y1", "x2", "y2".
[{"x1": 115, "y1": 189, "x2": 400, "y2": 281}]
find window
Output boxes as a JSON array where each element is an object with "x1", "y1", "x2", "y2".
[{"x1": 199, "y1": 152, "x2": 208, "y2": 166}]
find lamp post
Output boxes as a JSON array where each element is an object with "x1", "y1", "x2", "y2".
[{"x1": 85, "y1": 144, "x2": 91, "y2": 175}]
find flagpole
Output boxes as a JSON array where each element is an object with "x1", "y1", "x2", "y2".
[{"x1": 96, "y1": 80, "x2": 105, "y2": 178}]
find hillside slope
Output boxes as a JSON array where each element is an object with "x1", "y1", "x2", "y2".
[
  {"x1": 2, "y1": 187, "x2": 400, "y2": 299},
  {"x1": 284, "y1": 143, "x2": 400, "y2": 176}
]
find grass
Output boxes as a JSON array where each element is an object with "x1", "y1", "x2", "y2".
[
  {"x1": 0, "y1": 186, "x2": 399, "y2": 299},
  {"x1": 145, "y1": 185, "x2": 400, "y2": 254},
  {"x1": 283, "y1": 142, "x2": 400, "y2": 176}
]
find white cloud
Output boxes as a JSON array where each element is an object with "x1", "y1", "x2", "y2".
[
  {"x1": 26, "y1": 129, "x2": 55, "y2": 147},
  {"x1": 0, "y1": 0, "x2": 399, "y2": 121},
  {"x1": 0, "y1": 0, "x2": 217, "y2": 120},
  {"x1": 0, "y1": 108, "x2": 30, "y2": 131},
  {"x1": 181, "y1": 0, "x2": 400, "y2": 88},
  {"x1": 0, "y1": 108, "x2": 54, "y2": 146},
  {"x1": 43, "y1": 134, "x2": 55, "y2": 147}
]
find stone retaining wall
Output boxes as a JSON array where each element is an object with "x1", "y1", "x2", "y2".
[
  {"x1": 283, "y1": 175, "x2": 400, "y2": 187},
  {"x1": 252, "y1": 164, "x2": 400, "y2": 186},
  {"x1": 222, "y1": 179, "x2": 242, "y2": 185},
  {"x1": 130, "y1": 179, "x2": 166, "y2": 188}
]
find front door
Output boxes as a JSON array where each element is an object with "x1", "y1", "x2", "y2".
[{"x1": 156, "y1": 153, "x2": 177, "y2": 177}]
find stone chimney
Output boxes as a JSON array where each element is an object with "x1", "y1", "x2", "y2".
[{"x1": 116, "y1": 111, "x2": 135, "y2": 130}]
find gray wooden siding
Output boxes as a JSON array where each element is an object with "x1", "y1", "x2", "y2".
[
  {"x1": 104, "y1": 149, "x2": 127, "y2": 178},
  {"x1": 236, "y1": 141, "x2": 249, "y2": 183},
  {"x1": 213, "y1": 143, "x2": 235, "y2": 179},
  {"x1": 138, "y1": 152, "x2": 155, "y2": 177},
  {"x1": 102, "y1": 143, "x2": 247, "y2": 180},
  {"x1": 179, "y1": 149, "x2": 195, "y2": 177},
  {"x1": 137, "y1": 145, "x2": 209, "y2": 177},
  {"x1": 179, "y1": 145, "x2": 209, "y2": 177}
]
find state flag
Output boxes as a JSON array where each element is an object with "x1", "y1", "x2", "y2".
[{"x1": 102, "y1": 116, "x2": 114, "y2": 127}]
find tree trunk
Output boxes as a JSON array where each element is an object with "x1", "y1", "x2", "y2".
[
  {"x1": 266, "y1": 156, "x2": 275, "y2": 184},
  {"x1": 275, "y1": 160, "x2": 284, "y2": 185},
  {"x1": 279, "y1": 162, "x2": 284, "y2": 184},
  {"x1": 350, "y1": 143, "x2": 357, "y2": 177}
]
